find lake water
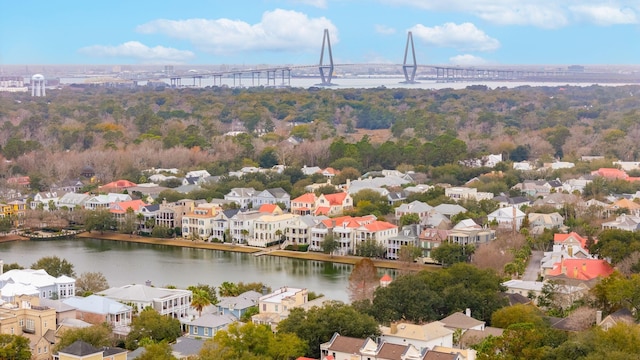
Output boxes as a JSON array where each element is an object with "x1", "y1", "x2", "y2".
[{"x1": 0, "y1": 239, "x2": 363, "y2": 302}]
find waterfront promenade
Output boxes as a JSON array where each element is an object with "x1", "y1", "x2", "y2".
[{"x1": 71, "y1": 232, "x2": 437, "y2": 271}]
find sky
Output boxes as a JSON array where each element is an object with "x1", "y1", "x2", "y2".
[{"x1": 1, "y1": 0, "x2": 639, "y2": 66}]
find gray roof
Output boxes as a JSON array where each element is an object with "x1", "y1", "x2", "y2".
[
  {"x1": 127, "y1": 347, "x2": 146, "y2": 360},
  {"x1": 439, "y1": 312, "x2": 485, "y2": 330},
  {"x1": 173, "y1": 184, "x2": 202, "y2": 194},
  {"x1": 217, "y1": 290, "x2": 261, "y2": 310},
  {"x1": 266, "y1": 187, "x2": 290, "y2": 199},
  {"x1": 59, "y1": 341, "x2": 101, "y2": 356},
  {"x1": 172, "y1": 336, "x2": 205, "y2": 358},
  {"x1": 188, "y1": 313, "x2": 237, "y2": 328},
  {"x1": 97, "y1": 284, "x2": 190, "y2": 302},
  {"x1": 63, "y1": 295, "x2": 132, "y2": 315},
  {"x1": 40, "y1": 298, "x2": 76, "y2": 312},
  {"x1": 433, "y1": 204, "x2": 467, "y2": 216}
]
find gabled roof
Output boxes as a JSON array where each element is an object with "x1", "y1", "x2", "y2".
[
  {"x1": 554, "y1": 232, "x2": 588, "y2": 249},
  {"x1": 376, "y1": 342, "x2": 409, "y2": 359},
  {"x1": 258, "y1": 204, "x2": 281, "y2": 214},
  {"x1": 362, "y1": 221, "x2": 397, "y2": 232},
  {"x1": 97, "y1": 284, "x2": 190, "y2": 302},
  {"x1": 547, "y1": 259, "x2": 614, "y2": 280},
  {"x1": 322, "y1": 192, "x2": 348, "y2": 205},
  {"x1": 292, "y1": 193, "x2": 316, "y2": 203},
  {"x1": 439, "y1": 312, "x2": 485, "y2": 330},
  {"x1": 380, "y1": 322, "x2": 453, "y2": 341},
  {"x1": 433, "y1": 204, "x2": 467, "y2": 216},
  {"x1": 110, "y1": 199, "x2": 147, "y2": 214},
  {"x1": 59, "y1": 340, "x2": 101, "y2": 356},
  {"x1": 325, "y1": 334, "x2": 367, "y2": 353},
  {"x1": 423, "y1": 350, "x2": 460, "y2": 360},
  {"x1": 188, "y1": 313, "x2": 236, "y2": 328},
  {"x1": 217, "y1": 290, "x2": 261, "y2": 310},
  {"x1": 265, "y1": 187, "x2": 289, "y2": 199},
  {"x1": 62, "y1": 295, "x2": 132, "y2": 315},
  {"x1": 610, "y1": 198, "x2": 640, "y2": 210},
  {"x1": 100, "y1": 179, "x2": 137, "y2": 189}
]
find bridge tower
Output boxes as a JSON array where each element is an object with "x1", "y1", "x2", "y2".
[
  {"x1": 402, "y1": 31, "x2": 418, "y2": 83},
  {"x1": 318, "y1": 29, "x2": 334, "y2": 86}
]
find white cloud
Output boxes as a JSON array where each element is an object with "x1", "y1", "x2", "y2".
[
  {"x1": 410, "y1": 22, "x2": 500, "y2": 51},
  {"x1": 449, "y1": 54, "x2": 490, "y2": 66},
  {"x1": 78, "y1": 41, "x2": 194, "y2": 63},
  {"x1": 136, "y1": 9, "x2": 337, "y2": 55},
  {"x1": 382, "y1": 0, "x2": 640, "y2": 28},
  {"x1": 570, "y1": 5, "x2": 637, "y2": 26},
  {"x1": 291, "y1": 0, "x2": 328, "y2": 8},
  {"x1": 375, "y1": 24, "x2": 396, "y2": 35}
]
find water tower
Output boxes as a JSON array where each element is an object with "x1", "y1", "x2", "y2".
[{"x1": 31, "y1": 74, "x2": 45, "y2": 97}]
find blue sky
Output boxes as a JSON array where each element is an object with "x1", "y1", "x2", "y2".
[{"x1": 1, "y1": 0, "x2": 639, "y2": 66}]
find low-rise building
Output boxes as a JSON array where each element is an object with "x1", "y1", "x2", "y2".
[
  {"x1": 62, "y1": 295, "x2": 132, "y2": 335},
  {"x1": 251, "y1": 286, "x2": 308, "y2": 330},
  {"x1": 0, "y1": 295, "x2": 56, "y2": 360},
  {"x1": 97, "y1": 284, "x2": 191, "y2": 320}
]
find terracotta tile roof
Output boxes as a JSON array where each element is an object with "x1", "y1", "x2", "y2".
[
  {"x1": 326, "y1": 335, "x2": 366, "y2": 353},
  {"x1": 380, "y1": 274, "x2": 392, "y2": 282},
  {"x1": 324, "y1": 192, "x2": 347, "y2": 205},
  {"x1": 101, "y1": 179, "x2": 137, "y2": 189},
  {"x1": 259, "y1": 204, "x2": 278, "y2": 213},
  {"x1": 110, "y1": 199, "x2": 147, "y2": 214},
  {"x1": 611, "y1": 198, "x2": 640, "y2": 210},
  {"x1": 363, "y1": 221, "x2": 397, "y2": 232},
  {"x1": 423, "y1": 351, "x2": 459, "y2": 360},
  {"x1": 554, "y1": 232, "x2": 589, "y2": 249},
  {"x1": 592, "y1": 168, "x2": 629, "y2": 179},
  {"x1": 547, "y1": 258, "x2": 614, "y2": 280},
  {"x1": 292, "y1": 193, "x2": 316, "y2": 203},
  {"x1": 376, "y1": 342, "x2": 408, "y2": 359},
  {"x1": 315, "y1": 206, "x2": 330, "y2": 215}
]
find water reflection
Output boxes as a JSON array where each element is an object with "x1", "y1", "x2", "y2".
[{"x1": 0, "y1": 238, "x2": 364, "y2": 302}]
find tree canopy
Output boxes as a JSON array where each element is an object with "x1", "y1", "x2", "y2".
[
  {"x1": 125, "y1": 308, "x2": 182, "y2": 350},
  {"x1": 31, "y1": 256, "x2": 75, "y2": 277}
]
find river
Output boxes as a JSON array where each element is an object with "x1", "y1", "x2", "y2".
[{"x1": 0, "y1": 238, "x2": 371, "y2": 303}]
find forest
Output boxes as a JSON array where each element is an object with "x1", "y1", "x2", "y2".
[{"x1": 0, "y1": 84, "x2": 639, "y2": 188}]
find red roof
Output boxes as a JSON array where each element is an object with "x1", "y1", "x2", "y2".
[
  {"x1": 320, "y1": 215, "x2": 376, "y2": 228},
  {"x1": 292, "y1": 193, "x2": 316, "y2": 204},
  {"x1": 547, "y1": 258, "x2": 614, "y2": 280},
  {"x1": 363, "y1": 221, "x2": 397, "y2": 232},
  {"x1": 259, "y1": 204, "x2": 279, "y2": 213},
  {"x1": 315, "y1": 206, "x2": 330, "y2": 215},
  {"x1": 323, "y1": 192, "x2": 348, "y2": 205},
  {"x1": 554, "y1": 232, "x2": 589, "y2": 249},
  {"x1": 109, "y1": 199, "x2": 147, "y2": 214},
  {"x1": 380, "y1": 274, "x2": 392, "y2": 282},
  {"x1": 591, "y1": 168, "x2": 629, "y2": 180}
]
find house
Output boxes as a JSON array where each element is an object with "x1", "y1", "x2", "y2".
[
  {"x1": 182, "y1": 204, "x2": 219, "y2": 239},
  {"x1": 432, "y1": 204, "x2": 467, "y2": 220},
  {"x1": 379, "y1": 321, "x2": 454, "y2": 351},
  {"x1": 0, "y1": 294, "x2": 56, "y2": 360},
  {"x1": 109, "y1": 199, "x2": 147, "y2": 222},
  {"x1": 395, "y1": 201, "x2": 434, "y2": 220},
  {"x1": 598, "y1": 308, "x2": 635, "y2": 330},
  {"x1": 171, "y1": 337, "x2": 205, "y2": 359},
  {"x1": 97, "y1": 284, "x2": 192, "y2": 319},
  {"x1": 284, "y1": 215, "x2": 326, "y2": 247},
  {"x1": 56, "y1": 340, "x2": 126, "y2": 360},
  {"x1": 7, "y1": 176, "x2": 30, "y2": 187},
  {"x1": 138, "y1": 204, "x2": 159, "y2": 234},
  {"x1": 224, "y1": 188, "x2": 257, "y2": 209},
  {"x1": 487, "y1": 206, "x2": 526, "y2": 230},
  {"x1": 386, "y1": 224, "x2": 421, "y2": 260},
  {"x1": 418, "y1": 228, "x2": 450, "y2": 262},
  {"x1": 291, "y1": 193, "x2": 317, "y2": 215},
  {"x1": 248, "y1": 213, "x2": 298, "y2": 248},
  {"x1": 319, "y1": 333, "x2": 382, "y2": 360},
  {"x1": 186, "y1": 313, "x2": 236, "y2": 338},
  {"x1": 532, "y1": 193, "x2": 580, "y2": 210},
  {"x1": 252, "y1": 188, "x2": 291, "y2": 210},
  {"x1": 53, "y1": 179, "x2": 84, "y2": 193},
  {"x1": 84, "y1": 193, "x2": 132, "y2": 211},
  {"x1": 554, "y1": 232, "x2": 590, "y2": 253},
  {"x1": 155, "y1": 199, "x2": 200, "y2": 229},
  {"x1": 602, "y1": 214, "x2": 640, "y2": 231},
  {"x1": 445, "y1": 187, "x2": 493, "y2": 202},
  {"x1": 0, "y1": 269, "x2": 75, "y2": 300},
  {"x1": 98, "y1": 179, "x2": 136, "y2": 193},
  {"x1": 39, "y1": 298, "x2": 77, "y2": 326},
  {"x1": 591, "y1": 168, "x2": 640, "y2": 181},
  {"x1": 62, "y1": 295, "x2": 132, "y2": 335},
  {"x1": 311, "y1": 216, "x2": 396, "y2": 256},
  {"x1": 315, "y1": 192, "x2": 353, "y2": 216},
  {"x1": 502, "y1": 280, "x2": 543, "y2": 301},
  {"x1": 30, "y1": 191, "x2": 66, "y2": 210},
  {"x1": 545, "y1": 258, "x2": 614, "y2": 287},
  {"x1": 57, "y1": 193, "x2": 91, "y2": 210},
  {"x1": 251, "y1": 286, "x2": 308, "y2": 330},
  {"x1": 447, "y1": 219, "x2": 495, "y2": 245},
  {"x1": 492, "y1": 195, "x2": 531, "y2": 209},
  {"x1": 607, "y1": 198, "x2": 640, "y2": 217},
  {"x1": 229, "y1": 210, "x2": 264, "y2": 244},
  {"x1": 258, "y1": 203, "x2": 283, "y2": 215},
  {"x1": 528, "y1": 212, "x2": 565, "y2": 232},
  {"x1": 439, "y1": 310, "x2": 485, "y2": 332},
  {"x1": 185, "y1": 170, "x2": 211, "y2": 180},
  {"x1": 217, "y1": 290, "x2": 261, "y2": 319}
]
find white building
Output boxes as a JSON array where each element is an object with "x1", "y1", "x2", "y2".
[
  {"x1": 0, "y1": 269, "x2": 75, "y2": 301},
  {"x1": 97, "y1": 284, "x2": 192, "y2": 319}
]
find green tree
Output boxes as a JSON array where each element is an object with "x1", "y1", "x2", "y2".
[
  {"x1": 0, "y1": 334, "x2": 31, "y2": 360},
  {"x1": 356, "y1": 238, "x2": 386, "y2": 258},
  {"x1": 190, "y1": 288, "x2": 212, "y2": 317},
  {"x1": 218, "y1": 281, "x2": 240, "y2": 297},
  {"x1": 85, "y1": 209, "x2": 116, "y2": 234},
  {"x1": 399, "y1": 213, "x2": 420, "y2": 226},
  {"x1": 321, "y1": 234, "x2": 339, "y2": 257},
  {"x1": 277, "y1": 301, "x2": 379, "y2": 359},
  {"x1": 136, "y1": 342, "x2": 177, "y2": 360},
  {"x1": 54, "y1": 323, "x2": 114, "y2": 352},
  {"x1": 348, "y1": 258, "x2": 379, "y2": 302},
  {"x1": 199, "y1": 322, "x2": 306, "y2": 360},
  {"x1": 31, "y1": 256, "x2": 76, "y2": 277},
  {"x1": 491, "y1": 304, "x2": 546, "y2": 329},
  {"x1": 0, "y1": 216, "x2": 12, "y2": 234},
  {"x1": 187, "y1": 284, "x2": 218, "y2": 305},
  {"x1": 431, "y1": 242, "x2": 475, "y2": 266},
  {"x1": 125, "y1": 308, "x2": 181, "y2": 350},
  {"x1": 2, "y1": 262, "x2": 23, "y2": 273},
  {"x1": 75, "y1": 272, "x2": 109, "y2": 296}
]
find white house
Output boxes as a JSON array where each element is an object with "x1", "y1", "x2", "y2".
[
  {"x1": 379, "y1": 321, "x2": 454, "y2": 352},
  {"x1": 487, "y1": 206, "x2": 526, "y2": 230},
  {"x1": 97, "y1": 284, "x2": 192, "y2": 320},
  {"x1": 0, "y1": 269, "x2": 75, "y2": 301}
]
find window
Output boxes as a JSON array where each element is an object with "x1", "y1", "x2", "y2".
[
  {"x1": 262, "y1": 304, "x2": 266, "y2": 311},
  {"x1": 204, "y1": 328, "x2": 209, "y2": 336},
  {"x1": 193, "y1": 326, "x2": 198, "y2": 334},
  {"x1": 26, "y1": 319, "x2": 35, "y2": 331},
  {"x1": 19, "y1": 319, "x2": 24, "y2": 327},
  {"x1": 275, "y1": 305, "x2": 278, "y2": 312}
]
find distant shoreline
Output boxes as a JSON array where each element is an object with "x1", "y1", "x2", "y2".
[{"x1": 71, "y1": 232, "x2": 439, "y2": 271}]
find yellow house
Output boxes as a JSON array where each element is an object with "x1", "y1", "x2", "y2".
[
  {"x1": 56, "y1": 340, "x2": 127, "y2": 360},
  {"x1": 0, "y1": 295, "x2": 56, "y2": 360}
]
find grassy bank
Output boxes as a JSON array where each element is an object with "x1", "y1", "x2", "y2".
[{"x1": 76, "y1": 232, "x2": 440, "y2": 271}]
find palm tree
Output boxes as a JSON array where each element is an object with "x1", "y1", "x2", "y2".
[{"x1": 191, "y1": 289, "x2": 211, "y2": 317}]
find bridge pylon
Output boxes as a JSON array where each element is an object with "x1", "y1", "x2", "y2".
[
  {"x1": 401, "y1": 31, "x2": 418, "y2": 84},
  {"x1": 318, "y1": 29, "x2": 335, "y2": 86}
]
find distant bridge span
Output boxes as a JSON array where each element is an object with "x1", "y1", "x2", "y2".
[{"x1": 131, "y1": 30, "x2": 636, "y2": 88}]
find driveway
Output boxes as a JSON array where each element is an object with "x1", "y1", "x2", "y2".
[{"x1": 522, "y1": 250, "x2": 544, "y2": 281}]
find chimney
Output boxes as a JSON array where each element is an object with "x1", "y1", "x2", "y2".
[
  {"x1": 596, "y1": 310, "x2": 603, "y2": 325},
  {"x1": 390, "y1": 323, "x2": 398, "y2": 334},
  {"x1": 573, "y1": 266, "x2": 578, "y2": 278},
  {"x1": 465, "y1": 308, "x2": 471, "y2": 317},
  {"x1": 145, "y1": 280, "x2": 152, "y2": 287},
  {"x1": 0, "y1": 259, "x2": 3, "y2": 275},
  {"x1": 582, "y1": 262, "x2": 587, "y2": 272}
]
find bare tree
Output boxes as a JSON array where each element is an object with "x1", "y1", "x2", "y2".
[{"x1": 348, "y1": 258, "x2": 379, "y2": 303}]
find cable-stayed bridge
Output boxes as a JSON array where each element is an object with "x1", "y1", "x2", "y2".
[{"x1": 125, "y1": 30, "x2": 640, "y2": 88}]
